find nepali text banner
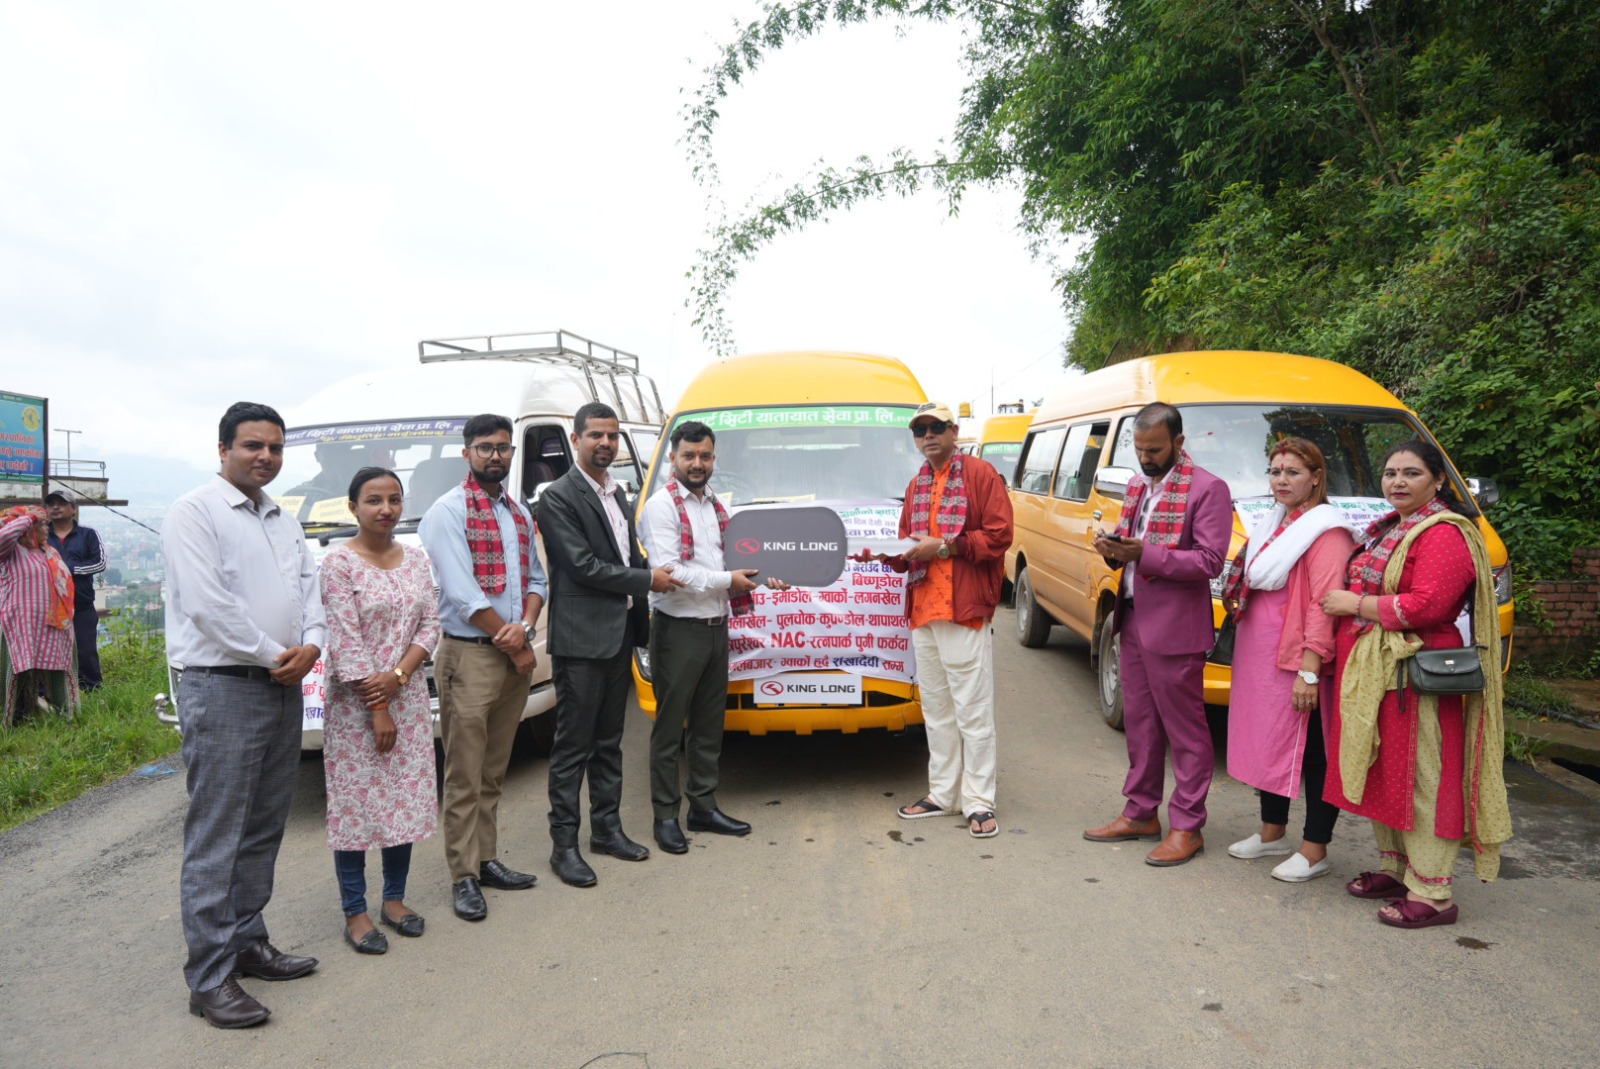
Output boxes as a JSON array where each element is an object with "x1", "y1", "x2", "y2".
[
  {"x1": 0, "y1": 390, "x2": 47, "y2": 484},
  {"x1": 727, "y1": 503, "x2": 916, "y2": 684}
]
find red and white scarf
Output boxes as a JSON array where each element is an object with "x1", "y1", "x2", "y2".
[
  {"x1": 463, "y1": 476, "x2": 533, "y2": 615},
  {"x1": 665, "y1": 478, "x2": 753, "y2": 617},
  {"x1": 1116, "y1": 450, "x2": 1197, "y2": 547},
  {"x1": 1346, "y1": 496, "x2": 1449, "y2": 634},
  {"x1": 904, "y1": 454, "x2": 968, "y2": 587}
]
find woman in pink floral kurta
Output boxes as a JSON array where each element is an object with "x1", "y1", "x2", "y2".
[{"x1": 319, "y1": 468, "x2": 441, "y2": 953}]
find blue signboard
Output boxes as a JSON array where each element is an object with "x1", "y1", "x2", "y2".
[{"x1": 0, "y1": 391, "x2": 47, "y2": 485}]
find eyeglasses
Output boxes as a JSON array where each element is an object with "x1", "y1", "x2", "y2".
[
  {"x1": 911, "y1": 420, "x2": 951, "y2": 438},
  {"x1": 471, "y1": 443, "x2": 516, "y2": 458}
]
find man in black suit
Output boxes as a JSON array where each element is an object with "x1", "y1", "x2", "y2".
[{"x1": 536, "y1": 401, "x2": 683, "y2": 887}]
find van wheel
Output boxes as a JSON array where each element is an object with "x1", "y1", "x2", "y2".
[
  {"x1": 1015, "y1": 566, "x2": 1051, "y2": 648},
  {"x1": 513, "y1": 710, "x2": 556, "y2": 759},
  {"x1": 1096, "y1": 617, "x2": 1125, "y2": 731}
]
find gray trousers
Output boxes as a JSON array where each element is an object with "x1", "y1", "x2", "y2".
[
  {"x1": 648, "y1": 613, "x2": 729, "y2": 820},
  {"x1": 177, "y1": 670, "x2": 302, "y2": 992}
]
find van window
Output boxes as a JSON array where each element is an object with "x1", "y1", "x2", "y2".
[
  {"x1": 979, "y1": 441, "x2": 1023, "y2": 485},
  {"x1": 645, "y1": 404, "x2": 923, "y2": 505},
  {"x1": 522, "y1": 425, "x2": 568, "y2": 496},
  {"x1": 1053, "y1": 421, "x2": 1110, "y2": 500},
  {"x1": 279, "y1": 418, "x2": 472, "y2": 528},
  {"x1": 1016, "y1": 428, "x2": 1066, "y2": 495}
]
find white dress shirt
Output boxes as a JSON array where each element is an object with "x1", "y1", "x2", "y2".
[
  {"x1": 1123, "y1": 465, "x2": 1174, "y2": 599},
  {"x1": 163, "y1": 474, "x2": 327, "y2": 667},
  {"x1": 640, "y1": 485, "x2": 735, "y2": 618}
]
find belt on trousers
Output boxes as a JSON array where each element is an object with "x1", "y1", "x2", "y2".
[
  {"x1": 657, "y1": 611, "x2": 728, "y2": 627},
  {"x1": 442, "y1": 633, "x2": 497, "y2": 645},
  {"x1": 184, "y1": 664, "x2": 283, "y2": 685}
]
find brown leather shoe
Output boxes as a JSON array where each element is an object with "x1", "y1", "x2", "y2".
[
  {"x1": 1083, "y1": 815, "x2": 1162, "y2": 842},
  {"x1": 189, "y1": 977, "x2": 270, "y2": 1028},
  {"x1": 1146, "y1": 829, "x2": 1205, "y2": 866},
  {"x1": 233, "y1": 940, "x2": 318, "y2": 981}
]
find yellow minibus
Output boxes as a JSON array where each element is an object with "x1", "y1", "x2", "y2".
[
  {"x1": 1004, "y1": 351, "x2": 1515, "y2": 729},
  {"x1": 633, "y1": 351, "x2": 929, "y2": 734}
]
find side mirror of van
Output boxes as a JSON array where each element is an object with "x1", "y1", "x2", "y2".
[
  {"x1": 527, "y1": 481, "x2": 556, "y2": 508},
  {"x1": 1093, "y1": 466, "x2": 1135, "y2": 499},
  {"x1": 1466, "y1": 477, "x2": 1500, "y2": 508}
]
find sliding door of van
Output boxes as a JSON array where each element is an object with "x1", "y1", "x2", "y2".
[
  {"x1": 1012, "y1": 426, "x2": 1069, "y2": 625},
  {"x1": 1050, "y1": 420, "x2": 1111, "y2": 636}
]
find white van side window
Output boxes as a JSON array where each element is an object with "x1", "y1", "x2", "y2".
[{"x1": 1016, "y1": 427, "x2": 1066, "y2": 495}]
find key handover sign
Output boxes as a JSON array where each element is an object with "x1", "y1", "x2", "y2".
[{"x1": 722, "y1": 506, "x2": 848, "y2": 587}]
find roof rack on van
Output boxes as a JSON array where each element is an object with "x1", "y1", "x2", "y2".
[{"x1": 417, "y1": 329, "x2": 666, "y2": 424}]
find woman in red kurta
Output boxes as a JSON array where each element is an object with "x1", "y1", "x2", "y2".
[{"x1": 1322, "y1": 439, "x2": 1511, "y2": 930}]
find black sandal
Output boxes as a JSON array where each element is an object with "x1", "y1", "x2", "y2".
[
  {"x1": 967, "y1": 811, "x2": 999, "y2": 838},
  {"x1": 896, "y1": 796, "x2": 951, "y2": 820}
]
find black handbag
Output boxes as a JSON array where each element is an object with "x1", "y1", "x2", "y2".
[
  {"x1": 1399, "y1": 600, "x2": 1486, "y2": 696},
  {"x1": 1208, "y1": 613, "x2": 1238, "y2": 667}
]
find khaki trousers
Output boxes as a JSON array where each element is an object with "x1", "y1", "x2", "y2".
[{"x1": 435, "y1": 638, "x2": 528, "y2": 881}]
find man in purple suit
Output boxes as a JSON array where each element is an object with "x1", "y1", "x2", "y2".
[{"x1": 1086, "y1": 403, "x2": 1232, "y2": 866}]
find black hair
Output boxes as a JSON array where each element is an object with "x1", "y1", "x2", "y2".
[
  {"x1": 219, "y1": 402, "x2": 285, "y2": 447},
  {"x1": 463, "y1": 413, "x2": 513, "y2": 444},
  {"x1": 1381, "y1": 438, "x2": 1480, "y2": 518},
  {"x1": 1132, "y1": 401, "x2": 1183, "y2": 438},
  {"x1": 347, "y1": 466, "x2": 401, "y2": 502},
  {"x1": 671, "y1": 420, "x2": 715, "y2": 449},
  {"x1": 574, "y1": 401, "x2": 619, "y2": 435}
]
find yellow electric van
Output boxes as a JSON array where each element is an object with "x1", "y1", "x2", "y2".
[
  {"x1": 976, "y1": 411, "x2": 1035, "y2": 486},
  {"x1": 633, "y1": 351, "x2": 929, "y2": 734},
  {"x1": 1004, "y1": 351, "x2": 1515, "y2": 729}
]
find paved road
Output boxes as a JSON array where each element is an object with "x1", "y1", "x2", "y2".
[{"x1": 3, "y1": 610, "x2": 1598, "y2": 1069}]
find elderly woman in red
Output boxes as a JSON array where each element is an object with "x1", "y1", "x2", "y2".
[
  {"x1": 0, "y1": 504, "x2": 78, "y2": 726},
  {"x1": 1321, "y1": 439, "x2": 1511, "y2": 929}
]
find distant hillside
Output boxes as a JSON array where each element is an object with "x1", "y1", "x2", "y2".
[{"x1": 99, "y1": 453, "x2": 214, "y2": 507}]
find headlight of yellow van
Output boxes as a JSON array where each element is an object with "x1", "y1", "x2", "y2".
[
  {"x1": 1492, "y1": 563, "x2": 1513, "y2": 605},
  {"x1": 634, "y1": 647, "x2": 652, "y2": 682}
]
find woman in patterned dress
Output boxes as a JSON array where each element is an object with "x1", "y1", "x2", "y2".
[
  {"x1": 1321, "y1": 439, "x2": 1511, "y2": 929},
  {"x1": 0, "y1": 504, "x2": 78, "y2": 726},
  {"x1": 319, "y1": 468, "x2": 441, "y2": 953}
]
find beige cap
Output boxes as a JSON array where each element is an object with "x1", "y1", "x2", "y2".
[{"x1": 909, "y1": 402, "x2": 956, "y2": 428}]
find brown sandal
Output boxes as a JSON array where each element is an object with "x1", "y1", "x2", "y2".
[{"x1": 1346, "y1": 871, "x2": 1406, "y2": 899}]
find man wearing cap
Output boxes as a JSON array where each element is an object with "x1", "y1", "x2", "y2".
[
  {"x1": 882, "y1": 403, "x2": 1013, "y2": 838},
  {"x1": 45, "y1": 492, "x2": 107, "y2": 690}
]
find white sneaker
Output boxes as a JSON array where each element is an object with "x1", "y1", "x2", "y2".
[
  {"x1": 1227, "y1": 833, "x2": 1294, "y2": 859},
  {"x1": 1271, "y1": 853, "x2": 1331, "y2": 882}
]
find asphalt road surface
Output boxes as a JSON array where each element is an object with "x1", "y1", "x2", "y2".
[{"x1": 3, "y1": 609, "x2": 1598, "y2": 1069}]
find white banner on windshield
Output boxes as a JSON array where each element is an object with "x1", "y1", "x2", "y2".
[
  {"x1": 728, "y1": 502, "x2": 916, "y2": 684},
  {"x1": 1235, "y1": 495, "x2": 1390, "y2": 535}
]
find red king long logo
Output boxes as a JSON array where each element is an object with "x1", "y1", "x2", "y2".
[
  {"x1": 759, "y1": 680, "x2": 785, "y2": 696},
  {"x1": 734, "y1": 538, "x2": 761, "y2": 555}
]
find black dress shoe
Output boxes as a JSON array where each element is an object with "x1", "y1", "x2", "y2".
[
  {"x1": 550, "y1": 846, "x2": 598, "y2": 887},
  {"x1": 653, "y1": 818, "x2": 689, "y2": 855},
  {"x1": 233, "y1": 940, "x2": 318, "y2": 981},
  {"x1": 590, "y1": 830, "x2": 651, "y2": 861},
  {"x1": 687, "y1": 808, "x2": 752, "y2": 836},
  {"x1": 344, "y1": 924, "x2": 388, "y2": 955},
  {"x1": 190, "y1": 977, "x2": 270, "y2": 1028},
  {"x1": 479, "y1": 858, "x2": 537, "y2": 890},
  {"x1": 452, "y1": 877, "x2": 488, "y2": 921},
  {"x1": 379, "y1": 909, "x2": 425, "y2": 938}
]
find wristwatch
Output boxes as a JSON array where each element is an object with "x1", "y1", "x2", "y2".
[
  {"x1": 936, "y1": 538, "x2": 954, "y2": 560},
  {"x1": 521, "y1": 621, "x2": 536, "y2": 646},
  {"x1": 1297, "y1": 669, "x2": 1319, "y2": 686},
  {"x1": 394, "y1": 667, "x2": 408, "y2": 686}
]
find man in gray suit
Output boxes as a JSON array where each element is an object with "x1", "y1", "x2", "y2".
[
  {"x1": 537, "y1": 401, "x2": 682, "y2": 887},
  {"x1": 164, "y1": 402, "x2": 324, "y2": 1028}
]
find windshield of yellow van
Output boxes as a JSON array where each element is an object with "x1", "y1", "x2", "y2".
[
  {"x1": 1110, "y1": 404, "x2": 1426, "y2": 499},
  {"x1": 979, "y1": 441, "x2": 1023, "y2": 484},
  {"x1": 649, "y1": 404, "x2": 924, "y2": 505},
  {"x1": 278, "y1": 418, "x2": 469, "y2": 527}
]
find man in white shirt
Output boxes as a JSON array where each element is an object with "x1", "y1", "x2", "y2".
[
  {"x1": 638, "y1": 421, "x2": 770, "y2": 854},
  {"x1": 163, "y1": 402, "x2": 325, "y2": 1028}
]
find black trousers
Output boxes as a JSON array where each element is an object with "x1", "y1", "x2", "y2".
[
  {"x1": 73, "y1": 608, "x2": 101, "y2": 689},
  {"x1": 547, "y1": 624, "x2": 634, "y2": 847},
  {"x1": 1259, "y1": 706, "x2": 1340, "y2": 845},
  {"x1": 648, "y1": 612, "x2": 730, "y2": 820}
]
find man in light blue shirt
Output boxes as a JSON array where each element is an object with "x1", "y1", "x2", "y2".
[{"x1": 418, "y1": 414, "x2": 547, "y2": 922}]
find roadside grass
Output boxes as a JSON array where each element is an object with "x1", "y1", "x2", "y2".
[{"x1": 0, "y1": 622, "x2": 178, "y2": 833}]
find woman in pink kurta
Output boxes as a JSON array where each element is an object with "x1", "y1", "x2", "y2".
[
  {"x1": 1224, "y1": 440, "x2": 1355, "y2": 882},
  {"x1": 0, "y1": 505, "x2": 78, "y2": 726},
  {"x1": 318, "y1": 468, "x2": 441, "y2": 954}
]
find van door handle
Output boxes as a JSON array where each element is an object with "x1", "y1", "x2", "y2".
[{"x1": 1091, "y1": 509, "x2": 1103, "y2": 520}]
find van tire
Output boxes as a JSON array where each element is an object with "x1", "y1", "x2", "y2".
[
  {"x1": 1096, "y1": 617, "x2": 1125, "y2": 731},
  {"x1": 513, "y1": 710, "x2": 556, "y2": 759},
  {"x1": 1015, "y1": 566, "x2": 1052, "y2": 648}
]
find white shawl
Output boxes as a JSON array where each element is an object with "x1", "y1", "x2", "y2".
[{"x1": 1243, "y1": 503, "x2": 1353, "y2": 592}]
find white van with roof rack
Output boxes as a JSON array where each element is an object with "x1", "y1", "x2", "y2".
[{"x1": 172, "y1": 330, "x2": 666, "y2": 752}]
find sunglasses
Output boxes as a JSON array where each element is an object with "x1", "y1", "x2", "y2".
[{"x1": 911, "y1": 420, "x2": 951, "y2": 438}]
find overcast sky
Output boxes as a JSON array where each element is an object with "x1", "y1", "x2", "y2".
[{"x1": 1, "y1": 1, "x2": 1077, "y2": 483}]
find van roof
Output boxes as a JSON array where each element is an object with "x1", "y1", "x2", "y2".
[
  {"x1": 978, "y1": 412, "x2": 1035, "y2": 444},
  {"x1": 285, "y1": 361, "x2": 663, "y2": 429},
  {"x1": 1034, "y1": 352, "x2": 1405, "y2": 424},
  {"x1": 672, "y1": 351, "x2": 927, "y2": 412}
]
